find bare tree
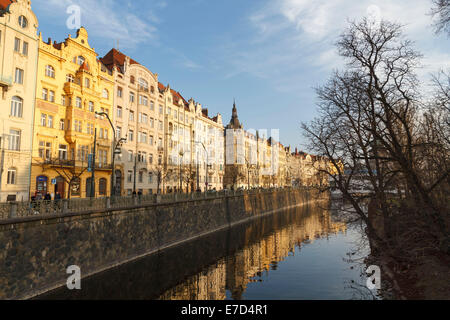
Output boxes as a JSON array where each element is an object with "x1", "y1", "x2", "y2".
[
  {"x1": 430, "y1": 0, "x2": 450, "y2": 36},
  {"x1": 302, "y1": 18, "x2": 449, "y2": 252}
]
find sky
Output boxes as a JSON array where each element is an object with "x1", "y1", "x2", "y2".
[{"x1": 32, "y1": 0, "x2": 449, "y2": 152}]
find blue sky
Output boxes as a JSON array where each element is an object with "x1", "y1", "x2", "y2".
[{"x1": 32, "y1": 0, "x2": 449, "y2": 152}]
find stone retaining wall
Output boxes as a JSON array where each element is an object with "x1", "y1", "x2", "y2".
[{"x1": 0, "y1": 188, "x2": 322, "y2": 299}]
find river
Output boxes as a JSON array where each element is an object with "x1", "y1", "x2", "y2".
[{"x1": 37, "y1": 200, "x2": 381, "y2": 300}]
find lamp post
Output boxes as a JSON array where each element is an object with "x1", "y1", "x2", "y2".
[
  {"x1": 194, "y1": 141, "x2": 208, "y2": 191},
  {"x1": 95, "y1": 111, "x2": 124, "y2": 202}
]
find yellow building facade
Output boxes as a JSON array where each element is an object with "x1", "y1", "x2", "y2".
[{"x1": 30, "y1": 27, "x2": 114, "y2": 199}]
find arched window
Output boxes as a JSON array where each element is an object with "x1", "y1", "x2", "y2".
[
  {"x1": 45, "y1": 65, "x2": 55, "y2": 78},
  {"x1": 99, "y1": 178, "x2": 107, "y2": 196},
  {"x1": 66, "y1": 74, "x2": 75, "y2": 83},
  {"x1": 10, "y1": 96, "x2": 23, "y2": 117},
  {"x1": 76, "y1": 56, "x2": 85, "y2": 65},
  {"x1": 102, "y1": 89, "x2": 109, "y2": 99},
  {"x1": 138, "y1": 78, "x2": 148, "y2": 92}
]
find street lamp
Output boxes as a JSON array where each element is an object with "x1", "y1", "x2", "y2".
[
  {"x1": 95, "y1": 111, "x2": 124, "y2": 201},
  {"x1": 194, "y1": 141, "x2": 208, "y2": 191}
]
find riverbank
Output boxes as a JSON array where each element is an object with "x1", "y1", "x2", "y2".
[
  {"x1": 0, "y1": 188, "x2": 327, "y2": 299},
  {"x1": 367, "y1": 200, "x2": 450, "y2": 300}
]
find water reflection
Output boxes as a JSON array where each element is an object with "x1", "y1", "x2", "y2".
[{"x1": 38, "y1": 201, "x2": 377, "y2": 300}]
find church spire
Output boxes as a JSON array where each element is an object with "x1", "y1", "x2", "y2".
[{"x1": 227, "y1": 99, "x2": 243, "y2": 129}]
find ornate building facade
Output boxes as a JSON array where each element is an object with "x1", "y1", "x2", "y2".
[
  {"x1": 0, "y1": 0, "x2": 38, "y2": 201},
  {"x1": 101, "y1": 49, "x2": 163, "y2": 196},
  {"x1": 30, "y1": 28, "x2": 115, "y2": 199}
]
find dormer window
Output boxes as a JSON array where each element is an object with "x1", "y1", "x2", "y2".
[
  {"x1": 18, "y1": 16, "x2": 28, "y2": 29},
  {"x1": 74, "y1": 56, "x2": 85, "y2": 66}
]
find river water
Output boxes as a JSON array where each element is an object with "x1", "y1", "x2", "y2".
[{"x1": 38, "y1": 200, "x2": 381, "y2": 300}]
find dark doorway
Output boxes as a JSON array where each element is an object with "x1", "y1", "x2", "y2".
[{"x1": 54, "y1": 176, "x2": 65, "y2": 199}]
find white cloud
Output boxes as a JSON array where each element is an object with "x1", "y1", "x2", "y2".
[{"x1": 35, "y1": 0, "x2": 160, "y2": 49}]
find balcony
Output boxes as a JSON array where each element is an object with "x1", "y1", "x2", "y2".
[{"x1": 0, "y1": 75, "x2": 12, "y2": 88}]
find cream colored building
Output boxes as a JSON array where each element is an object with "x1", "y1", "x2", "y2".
[
  {"x1": 101, "y1": 49, "x2": 164, "y2": 195},
  {"x1": 0, "y1": 0, "x2": 38, "y2": 201}
]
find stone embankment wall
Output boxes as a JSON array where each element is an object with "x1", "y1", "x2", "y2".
[{"x1": 0, "y1": 188, "x2": 324, "y2": 299}]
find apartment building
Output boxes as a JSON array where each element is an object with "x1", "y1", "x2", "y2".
[
  {"x1": 0, "y1": 0, "x2": 38, "y2": 201},
  {"x1": 30, "y1": 27, "x2": 115, "y2": 199}
]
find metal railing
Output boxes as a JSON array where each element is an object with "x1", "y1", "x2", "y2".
[{"x1": 0, "y1": 186, "x2": 306, "y2": 221}]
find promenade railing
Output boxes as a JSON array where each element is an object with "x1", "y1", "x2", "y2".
[{"x1": 0, "y1": 186, "x2": 310, "y2": 221}]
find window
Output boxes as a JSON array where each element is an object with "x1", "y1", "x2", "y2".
[
  {"x1": 116, "y1": 126, "x2": 121, "y2": 139},
  {"x1": 117, "y1": 87, "x2": 122, "y2": 98},
  {"x1": 18, "y1": 16, "x2": 28, "y2": 28},
  {"x1": 41, "y1": 88, "x2": 47, "y2": 101},
  {"x1": 158, "y1": 138, "x2": 162, "y2": 148},
  {"x1": 60, "y1": 119, "x2": 65, "y2": 130},
  {"x1": 76, "y1": 56, "x2": 85, "y2": 66},
  {"x1": 142, "y1": 113, "x2": 148, "y2": 124},
  {"x1": 128, "y1": 151, "x2": 133, "y2": 162},
  {"x1": 138, "y1": 171, "x2": 143, "y2": 183},
  {"x1": 10, "y1": 96, "x2": 23, "y2": 118},
  {"x1": 40, "y1": 114, "x2": 47, "y2": 126},
  {"x1": 7, "y1": 168, "x2": 16, "y2": 185},
  {"x1": 14, "y1": 38, "x2": 20, "y2": 52},
  {"x1": 159, "y1": 121, "x2": 163, "y2": 130},
  {"x1": 58, "y1": 145, "x2": 68, "y2": 160},
  {"x1": 49, "y1": 90, "x2": 55, "y2": 103},
  {"x1": 150, "y1": 101, "x2": 154, "y2": 110},
  {"x1": 149, "y1": 135, "x2": 154, "y2": 145},
  {"x1": 117, "y1": 106, "x2": 122, "y2": 118},
  {"x1": 159, "y1": 105, "x2": 163, "y2": 114},
  {"x1": 74, "y1": 120, "x2": 82, "y2": 132},
  {"x1": 130, "y1": 76, "x2": 135, "y2": 84},
  {"x1": 8, "y1": 130, "x2": 20, "y2": 151},
  {"x1": 99, "y1": 150, "x2": 107, "y2": 165},
  {"x1": 127, "y1": 171, "x2": 133, "y2": 183},
  {"x1": 76, "y1": 97, "x2": 82, "y2": 108},
  {"x1": 149, "y1": 173, "x2": 153, "y2": 183},
  {"x1": 139, "y1": 95, "x2": 148, "y2": 106},
  {"x1": 39, "y1": 141, "x2": 51, "y2": 159},
  {"x1": 128, "y1": 130, "x2": 134, "y2": 142},
  {"x1": 21, "y1": 41, "x2": 28, "y2": 56},
  {"x1": 129, "y1": 111, "x2": 134, "y2": 121},
  {"x1": 129, "y1": 92, "x2": 135, "y2": 103},
  {"x1": 88, "y1": 101, "x2": 94, "y2": 112},
  {"x1": 66, "y1": 74, "x2": 75, "y2": 83},
  {"x1": 86, "y1": 123, "x2": 94, "y2": 135},
  {"x1": 45, "y1": 65, "x2": 55, "y2": 78},
  {"x1": 138, "y1": 78, "x2": 148, "y2": 91},
  {"x1": 61, "y1": 95, "x2": 66, "y2": 106},
  {"x1": 85, "y1": 78, "x2": 90, "y2": 88},
  {"x1": 48, "y1": 115, "x2": 54, "y2": 128},
  {"x1": 77, "y1": 145, "x2": 89, "y2": 161},
  {"x1": 149, "y1": 154, "x2": 154, "y2": 164},
  {"x1": 102, "y1": 89, "x2": 109, "y2": 99},
  {"x1": 15, "y1": 68, "x2": 24, "y2": 84}
]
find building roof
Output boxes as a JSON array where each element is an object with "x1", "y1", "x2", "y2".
[
  {"x1": 226, "y1": 100, "x2": 243, "y2": 129},
  {"x1": 100, "y1": 48, "x2": 140, "y2": 72},
  {"x1": 0, "y1": 0, "x2": 13, "y2": 10}
]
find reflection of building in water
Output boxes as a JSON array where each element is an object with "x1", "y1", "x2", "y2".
[{"x1": 159, "y1": 208, "x2": 346, "y2": 300}]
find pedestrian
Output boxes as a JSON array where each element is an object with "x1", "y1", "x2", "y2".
[{"x1": 44, "y1": 192, "x2": 51, "y2": 201}]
